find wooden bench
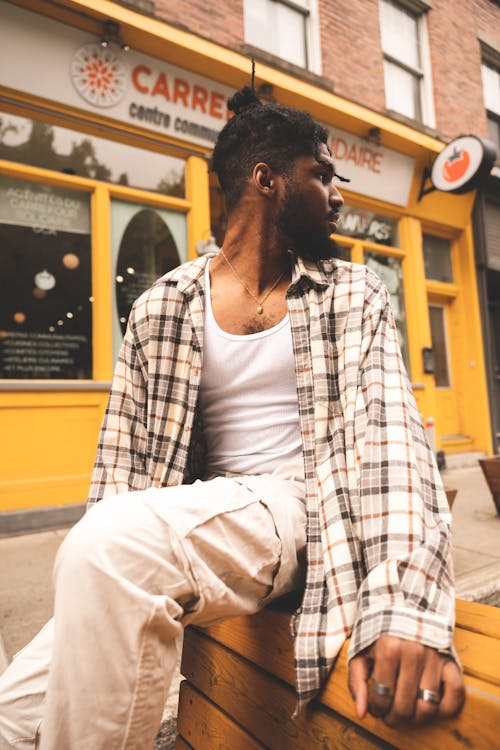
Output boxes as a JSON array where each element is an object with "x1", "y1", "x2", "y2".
[{"x1": 176, "y1": 598, "x2": 500, "y2": 749}]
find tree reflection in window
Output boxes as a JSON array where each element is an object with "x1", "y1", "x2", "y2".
[
  {"x1": 365, "y1": 252, "x2": 410, "y2": 372},
  {"x1": 0, "y1": 112, "x2": 185, "y2": 196},
  {"x1": 115, "y1": 209, "x2": 181, "y2": 334}
]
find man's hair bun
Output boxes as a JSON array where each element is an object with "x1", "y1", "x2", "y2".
[{"x1": 227, "y1": 85, "x2": 260, "y2": 115}]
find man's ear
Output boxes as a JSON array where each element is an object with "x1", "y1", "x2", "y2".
[{"x1": 253, "y1": 163, "x2": 274, "y2": 193}]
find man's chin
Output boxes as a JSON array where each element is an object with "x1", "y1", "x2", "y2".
[{"x1": 292, "y1": 233, "x2": 340, "y2": 261}]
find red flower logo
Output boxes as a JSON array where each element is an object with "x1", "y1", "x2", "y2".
[{"x1": 71, "y1": 44, "x2": 126, "y2": 108}]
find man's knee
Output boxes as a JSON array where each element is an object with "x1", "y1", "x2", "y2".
[
  {"x1": 53, "y1": 492, "x2": 177, "y2": 593},
  {"x1": 54, "y1": 495, "x2": 139, "y2": 583}
]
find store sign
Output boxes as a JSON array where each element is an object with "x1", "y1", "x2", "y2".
[
  {"x1": 0, "y1": 177, "x2": 90, "y2": 234},
  {"x1": 0, "y1": 3, "x2": 233, "y2": 148},
  {"x1": 336, "y1": 205, "x2": 397, "y2": 246},
  {"x1": 325, "y1": 127, "x2": 415, "y2": 207},
  {"x1": 431, "y1": 135, "x2": 497, "y2": 194},
  {"x1": 1, "y1": 3, "x2": 415, "y2": 205}
]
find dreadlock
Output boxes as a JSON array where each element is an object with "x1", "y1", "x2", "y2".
[{"x1": 211, "y1": 84, "x2": 329, "y2": 212}]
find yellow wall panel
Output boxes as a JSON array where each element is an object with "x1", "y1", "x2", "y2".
[{"x1": 0, "y1": 392, "x2": 108, "y2": 510}]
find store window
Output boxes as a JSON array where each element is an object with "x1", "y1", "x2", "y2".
[
  {"x1": 0, "y1": 174, "x2": 92, "y2": 379},
  {"x1": 111, "y1": 200, "x2": 187, "y2": 361},
  {"x1": 423, "y1": 234, "x2": 453, "y2": 283},
  {"x1": 481, "y1": 61, "x2": 500, "y2": 164},
  {"x1": 379, "y1": 0, "x2": 434, "y2": 126},
  {"x1": 365, "y1": 251, "x2": 409, "y2": 368},
  {"x1": 243, "y1": 0, "x2": 321, "y2": 73},
  {"x1": 428, "y1": 305, "x2": 451, "y2": 387},
  {"x1": 0, "y1": 112, "x2": 185, "y2": 196}
]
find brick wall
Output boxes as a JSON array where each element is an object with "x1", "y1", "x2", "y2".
[
  {"x1": 318, "y1": 0, "x2": 386, "y2": 113},
  {"x1": 149, "y1": 0, "x2": 500, "y2": 142},
  {"x1": 428, "y1": 0, "x2": 499, "y2": 140},
  {"x1": 153, "y1": 0, "x2": 244, "y2": 50}
]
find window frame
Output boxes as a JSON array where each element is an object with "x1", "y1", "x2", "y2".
[
  {"x1": 379, "y1": 0, "x2": 435, "y2": 128},
  {"x1": 480, "y1": 54, "x2": 500, "y2": 166},
  {"x1": 243, "y1": 0, "x2": 322, "y2": 75}
]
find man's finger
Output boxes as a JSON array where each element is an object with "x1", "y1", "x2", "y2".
[
  {"x1": 383, "y1": 641, "x2": 425, "y2": 726},
  {"x1": 413, "y1": 650, "x2": 443, "y2": 724},
  {"x1": 438, "y1": 659, "x2": 466, "y2": 718},
  {"x1": 368, "y1": 637, "x2": 400, "y2": 718},
  {"x1": 348, "y1": 654, "x2": 371, "y2": 719}
]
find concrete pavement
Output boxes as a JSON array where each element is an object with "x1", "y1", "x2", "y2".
[{"x1": 444, "y1": 464, "x2": 500, "y2": 604}]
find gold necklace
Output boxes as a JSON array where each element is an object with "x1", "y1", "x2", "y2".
[{"x1": 220, "y1": 251, "x2": 287, "y2": 314}]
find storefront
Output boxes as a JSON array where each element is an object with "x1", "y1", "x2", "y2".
[{"x1": 0, "y1": 0, "x2": 493, "y2": 516}]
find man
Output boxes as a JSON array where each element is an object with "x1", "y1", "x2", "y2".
[{"x1": 0, "y1": 85, "x2": 464, "y2": 748}]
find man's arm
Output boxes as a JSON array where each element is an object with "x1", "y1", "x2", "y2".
[
  {"x1": 88, "y1": 299, "x2": 149, "y2": 506},
  {"x1": 346, "y1": 280, "x2": 464, "y2": 724}
]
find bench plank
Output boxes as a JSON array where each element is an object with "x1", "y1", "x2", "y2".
[
  {"x1": 174, "y1": 737, "x2": 193, "y2": 750},
  {"x1": 177, "y1": 681, "x2": 265, "y2": 750},
  {"x1": 182, "y1": 628, "x2": 398, "y2": 749},
  {"x1": 183, "y1": 602, "x2": 500, "y2": 750},
  {"x1": 203, "y1": 603, "x2": 500, "y2": 687},
  {"x1": 456, "y1": 599, "x2": 500, "y2": 639}
]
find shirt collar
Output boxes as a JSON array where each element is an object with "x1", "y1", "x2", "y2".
[
  {"x1": 290, "y1": 252, "x2": 332, "y2": 290},
  {"x1": 175, "y1": 254, "x2": 210, "y2": 294}
]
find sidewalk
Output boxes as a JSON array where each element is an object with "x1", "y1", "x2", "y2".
[
  {"x1": 1, "y1": 465, "x2": 499, "y2": 742},
  {"x1": 444, "y1": 464, "x2": 500, "y2": 604}
]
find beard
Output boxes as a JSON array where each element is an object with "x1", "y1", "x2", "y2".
[{"x1": 277, "y1": 184, "x2": 340, "y2": 261}]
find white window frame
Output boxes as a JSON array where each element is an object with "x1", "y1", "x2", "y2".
[
  {"x1": 243, "y1": 0, "x2": 322, "y2": 75},
  {"x1": 480, "y1": 39, "x2": 500, "y2": 167},
  {"x1": 379, "y1": 0, "x2": 435, "y2": 128}
]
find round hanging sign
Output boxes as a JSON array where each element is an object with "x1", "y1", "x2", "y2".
[{"x1": 431, "y1": 135, "x2": 497, "y2": 194}]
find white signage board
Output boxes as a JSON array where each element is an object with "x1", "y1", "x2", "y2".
[
  {"x1": 324, "y1": 127, "x2": 415, "y2": 207},
  {"x1": 0, "y1": 3, "x2": 233, "y2": 148},
  {"x1": 0, "y1": 3, "x2": 415, "y2": 206}
]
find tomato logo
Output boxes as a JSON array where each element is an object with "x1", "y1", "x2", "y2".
[{"x1": 442, "y1": 148, "x2": 470, "y2": 183}]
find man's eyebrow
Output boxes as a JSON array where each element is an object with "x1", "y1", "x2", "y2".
[
  {"x1": 316, "y1": 158, "x2": 335, "y2": 176},
  {"x1": 317, "y1": 157, "x2": 351, "y2": 183}
]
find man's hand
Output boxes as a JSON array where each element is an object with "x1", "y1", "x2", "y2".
[{"x1": 348, "y1": 636, "x2": 465, "y2": 726}]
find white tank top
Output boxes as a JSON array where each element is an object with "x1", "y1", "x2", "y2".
[{"x1": 200, "y1": 260, "x2": 303, "y2": 476}]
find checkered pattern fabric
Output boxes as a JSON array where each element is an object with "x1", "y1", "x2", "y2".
[{"x1": 88, "y1": 253, "x2": 455, "y2": 706}]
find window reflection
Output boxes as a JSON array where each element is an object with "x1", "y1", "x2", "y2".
[
  {"x1": 115, "y1": 208, "x2": 181, "y2": 335},
  {"x1": 428, "y1": 306, "x2": 451, "y2": 387},
  {"x1": 0, "y1": 111, "x2": 185, "y2": 197},
  {"x1": 423, "y1": 234, "x2": 453, "y2": 283},
  {"x1": 365, "y1": 252, "x2": 410, "y2": 371}
]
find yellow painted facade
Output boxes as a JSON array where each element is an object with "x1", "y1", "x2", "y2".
[{"x1": 0, "y1": 0, "x2": 493, "y2": 512}]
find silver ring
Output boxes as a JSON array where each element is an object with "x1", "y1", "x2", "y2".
[
  {"x1": 370, "y1": 678, "x2": 394, "y2": 698},
  {"x1": 417, "y1": 687, "x2": 441, "y2": 705}
]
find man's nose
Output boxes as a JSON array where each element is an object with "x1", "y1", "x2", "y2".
[{"x1": 329, "y1": 183, "x2": 344, "y2": 207}]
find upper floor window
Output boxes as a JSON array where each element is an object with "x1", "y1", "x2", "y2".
[
  {"x1": 379, "y1": 0, "x2": 434, "y2": 126},
  {"x1": 481, "y1": 61, "x2": 500, "y2": 164},
  {"x1": 243, "y1": 0, "x2": 321, "y2": 73}
]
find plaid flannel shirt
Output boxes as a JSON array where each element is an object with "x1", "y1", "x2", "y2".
[{"x1": 88, "y1": 253, "x2": 456, "y2": 705}]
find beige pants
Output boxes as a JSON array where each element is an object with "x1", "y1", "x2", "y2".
[{"x1": 0, "y1": 474, "x2": 306, "y2": 750}]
